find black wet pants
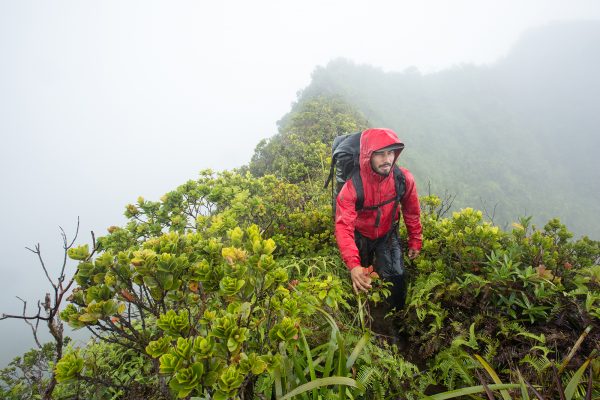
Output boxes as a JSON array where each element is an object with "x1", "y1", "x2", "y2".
[{"x1": 355, "y1": 228, "x2": 407, "y2": 309}]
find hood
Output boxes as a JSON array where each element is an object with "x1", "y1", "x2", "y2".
[{"x1": 359, "y1": 128, "x2": 404, "y2": 180}]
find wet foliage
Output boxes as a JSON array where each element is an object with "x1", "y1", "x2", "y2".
[{"x1": 1, "y1": 96, "x2": 599, "y2": 399}]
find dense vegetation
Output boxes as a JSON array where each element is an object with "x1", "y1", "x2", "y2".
[
  {"x1": 2, "y1": 93, "x2": 599, "y2": 399},
  {"x1": 2, "y1": 22, "x2": 600, "y2": 399}
]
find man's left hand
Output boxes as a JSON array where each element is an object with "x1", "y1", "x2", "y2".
[{"x1": 408, "y1": 248, "x2": 420, "y2": 259}]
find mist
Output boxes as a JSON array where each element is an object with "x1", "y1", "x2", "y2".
[{"x1": 2, "y1": 0, "x2": 599, "y2": 367}]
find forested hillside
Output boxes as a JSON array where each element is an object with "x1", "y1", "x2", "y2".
[{"x1": 276, "y1": 21, "x2": 600, "y2": 239}]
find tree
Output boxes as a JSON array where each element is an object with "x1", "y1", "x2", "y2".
[
  {"x1": 1, "y1": 220, "x2": 97, "y2": 400},
  {"x1": 249, "y1": 95, "x2": 368, "y2": 184}
]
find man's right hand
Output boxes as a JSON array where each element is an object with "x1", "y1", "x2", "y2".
[{"x1": 350, "y1": 266, "x2": 372, "y2": 293}]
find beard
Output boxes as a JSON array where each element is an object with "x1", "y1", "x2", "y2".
[{"x1": 375, "y1": 163, "x2": 392, "y2": 176}]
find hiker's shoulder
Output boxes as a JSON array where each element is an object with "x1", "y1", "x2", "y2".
[
  {"x1": 339, "y1": 178, "x2": 358, "y2": 200},
  {"x1": 397, "y1": 167, "x2": 416, "y2": 184}
]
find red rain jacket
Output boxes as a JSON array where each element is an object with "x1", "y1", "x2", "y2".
[{"x1": 335, "y1": 128, "x2": 422, "y2": 270}]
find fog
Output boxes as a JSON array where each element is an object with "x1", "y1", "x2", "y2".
[{"x1": 1, "y1": 0, "x2": 599, "y2": 366}]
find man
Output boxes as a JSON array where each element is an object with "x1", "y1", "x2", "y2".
[{"x1": 335, "y1": 128, "x2": 422, "y2": 309}]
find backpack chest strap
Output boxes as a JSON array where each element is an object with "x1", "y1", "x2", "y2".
[
  {"x1": 353, "y1": 165, "x2": 405, "y2": 228},
  {"x1": 360, "y1": 197, "x2": 397, "y2": 227}
]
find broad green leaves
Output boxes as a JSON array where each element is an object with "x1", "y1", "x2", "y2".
[
  {"x1": 54, "y1": 352, "x2": 83, "y2": 383},
  {"x1": 67, "y1": 244, "x2": 90, "y2": 261},
  {"x1": 51, "y1": 154, "x2": 600, "y2": 400}
]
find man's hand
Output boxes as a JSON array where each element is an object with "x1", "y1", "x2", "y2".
[
  {"x1": 350, "y1": 266, "x2": 372, "y2": 293},
  {"x1": 408, "y1": 248, "x2": 420, "y2": 260}
]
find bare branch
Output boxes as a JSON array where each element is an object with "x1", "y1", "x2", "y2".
[
  {"x1": 91, "y1": 230, "x2": 96, "y2": 251},
  {"x1": 2, "y1": 296, "x2": 50, "y2": 322},
  {"x1": 479, "y1": 196, "x2": 499, "y2": 224},
  {"x1": 3, "y1": 218, "x2": 83, "y2": 399},
  {"x1": 25, "y1": 244, "x2": 57, "y2": 291},
  {"x1": 60, "y1": 216, "x2": 80, "y2": 250},
  {"x1": 59, "y1": 218, "x2": 81, "y2": 288},
  {"x1": 424, "y1": 181, "x2": 456, "y2": 218},
  {"x1": 70, "y1": 217, "x2": 80, "y2": 248},
  {"x1": 12, "y1": 297, "x2": 43, "y2": 348},
  {"x1": 438, "y1": 190, "x2": 456, "y2": 218},
  {"x1": 87, "y1": 324, "x2": 146, "y2": 354},
  {"x1": 1, "y1": 313, "x2": 51, "y2": 321}
]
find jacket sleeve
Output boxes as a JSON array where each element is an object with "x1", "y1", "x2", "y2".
[
  {"x1": 335, "y1": 180, "x2": 361, "y2": 270},
  {"x1": 400, "y1": 169, "x2": 423, "y2": 250}
]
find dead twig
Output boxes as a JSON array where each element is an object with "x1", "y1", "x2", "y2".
[{"x1": 1, "y1": 218, "x2": 96, "y2": 400}]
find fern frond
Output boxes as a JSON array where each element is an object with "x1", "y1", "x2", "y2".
[
  {"x1": 519, "y1": 354, "x2": 552, "y2": 377},
  {"x1": 432, "y1": 346, "x2": 478, "y2": 389},
  {"x1": 482, "y1": 337, "x2": 500, "y2": 361},
  {"x1": 356, "y1": 365, "x2": 384, "y2": 400}
]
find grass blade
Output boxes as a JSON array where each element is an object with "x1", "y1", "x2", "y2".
[
  {"x1": 564, "y1": 358, "x2": 591, "y2": 400},
  {"x1": 322, "y1": 338, "x2": 337, "y2": 379},
  {"x1": 279, "y1": 377, "x2": 362, "y2": 400},
  {"x1": 304, "y1": 355, "x2": 325, "y2": 376},
  {"x1": 336, "y1": 331, "x2": 347, "y2": 399},
  {"x1": 423, "y1": 383, "x2": 521, "y2": 399},
  {"x1": 474, "y1": 354, "x2": 512, "y2": 400},
  {"x1": 274, "y1": 364, "x2": 283, "y2": 399},
  {"x1": 346, "y1": 332, "x2": 370, "y2": 371},
  {"x1": 516, "y1": 369, "x2": 530, "y2": 400},
  {"x1": 316, "y1": 307, "x2": 340, "y2": 335},
  {"x1": 292, "y1": 349, "x2": 309, "y2": 386},
  {"x1": 300, "y1": 328, "x2": 317, "y2": 398}
]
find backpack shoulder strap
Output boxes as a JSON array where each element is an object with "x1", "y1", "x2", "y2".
[
  {"x1": 353, "y1": 165, "x2": 405, "y2": 213},
  {"x1": 390, "y1": 166, "x2": 406, "y2": 229},
  {"x1": 394, "y1": 166, "x2": 406, "y2": 201},
  {"x1": 324, "y1": 160, "x2": 336, "y2": 189},
  {"x1": 351, "y1": 167, "x2": 365, "y2": 211}
]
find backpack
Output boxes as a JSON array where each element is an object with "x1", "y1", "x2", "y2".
[{"x1": 324, "y1": 131, "x2": 406, "y2": 227}]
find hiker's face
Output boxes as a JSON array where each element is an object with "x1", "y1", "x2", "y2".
[{"x1": 370, "y1": 149, "x2": 395, "y2": 175}]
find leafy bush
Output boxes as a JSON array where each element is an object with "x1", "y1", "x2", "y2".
[{"x1": 400, "y1": 200, "x2": 600, "y2": 397}]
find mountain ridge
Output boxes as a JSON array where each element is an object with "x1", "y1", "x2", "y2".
[{"x1": 283, "y1": 20, "x2": 600, "y2": 238}]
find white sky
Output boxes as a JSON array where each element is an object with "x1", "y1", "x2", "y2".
[{"x1": 1, "y1": 0, "x2": 599, "y2": 364}]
